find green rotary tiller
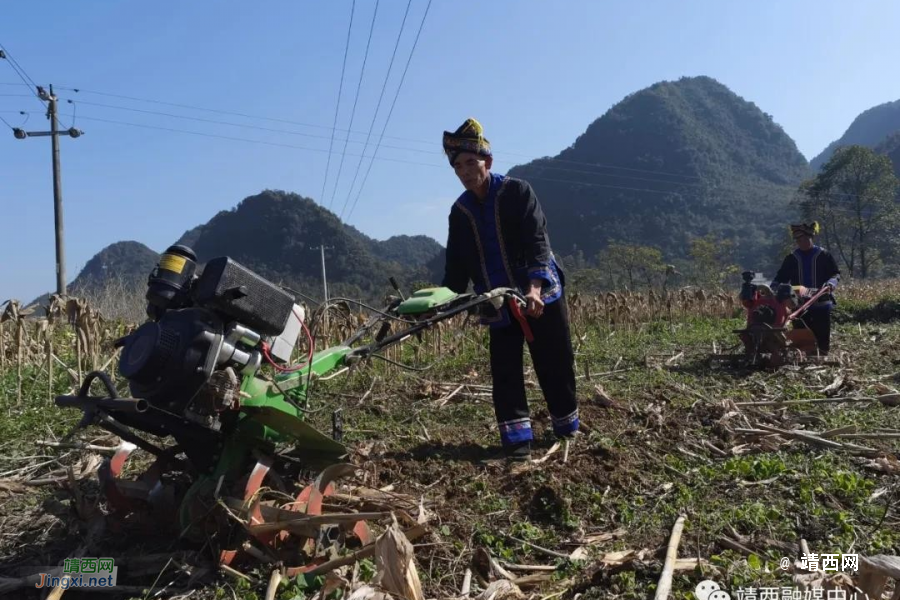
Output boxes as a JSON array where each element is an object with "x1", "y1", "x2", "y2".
[{"x1": 56, "y1": 244, "x2": 532, "y2": 575}]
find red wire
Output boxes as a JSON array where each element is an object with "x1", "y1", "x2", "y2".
[{"x1": 261, "y1": 309, "x2": 315, "y2": 373}]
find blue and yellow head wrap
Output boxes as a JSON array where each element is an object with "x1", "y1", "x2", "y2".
[
  {"x1": 442, "y1": 118, "x2": 492, "y2": 165},
  {"x1": 791, "y1": 222, "x2": 820, "y2": 238}
]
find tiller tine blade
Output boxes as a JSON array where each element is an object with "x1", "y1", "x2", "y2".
[
  {"x1": 98, "y1": 440, "x2": 180, "y2": 534},
  {"x1": 219, "y1": 456, "x2": 280, "y2": 566},
  {"x1": 352, "y1": 520, "x2": 374, "y2": 545},
  {"x1": 245, "y1": 457, "x2": 278, "y2": 546},
  {"x1": 218, "y1": 461, "x2": 374, "y2": 573},
  {"x1": 99, "y1": 441, "x2": 139, "y2": 512}
]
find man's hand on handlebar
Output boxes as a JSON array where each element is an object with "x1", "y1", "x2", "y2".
[{"x1": 525, "y1": 280, "x2": 544, "y2": 318}]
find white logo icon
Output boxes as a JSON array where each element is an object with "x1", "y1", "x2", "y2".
[{"x1": 695, "y1": 580, "x2": 731, "y2": 600}]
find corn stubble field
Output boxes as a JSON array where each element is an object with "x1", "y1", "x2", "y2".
[{"x1": 1, "y1": 281, "x2": 900, "y2": 600}]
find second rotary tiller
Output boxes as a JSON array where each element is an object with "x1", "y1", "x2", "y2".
[{"x1": 716, "y1": 270, "x2": 834, "y2": 368}]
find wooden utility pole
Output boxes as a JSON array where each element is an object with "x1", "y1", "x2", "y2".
[{"x1": 13, "y1": 84, "x2": 83, "y2": 296}]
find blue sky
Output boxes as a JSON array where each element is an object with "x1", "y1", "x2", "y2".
[{"x1": 3, "y1": 0, "x2": 900, "y2": 301}]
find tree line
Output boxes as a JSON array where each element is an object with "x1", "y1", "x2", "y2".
[{"x1": 559, "y1": 145, "x2": 900, "y2": 293}]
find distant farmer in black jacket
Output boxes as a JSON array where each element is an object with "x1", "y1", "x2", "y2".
[
  {"x1": 441, "y1": 118, "x2": 579, "y2": 463},
  {"x1": 771, "y1": 222, "x2": 841, "y2": 355}
]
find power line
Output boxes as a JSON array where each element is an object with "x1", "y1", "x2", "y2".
[
  {"x1": 321, "y1": 0, "x2": 357, "y2": 207},
  {"x1": 54, "y1": 84, "x2": 435, "y2": 146},
  {"x1": 511, "y1": 161, "x2": 723, "y2": 189},
  {"x1": 12, "y1": 86, "x2": 887, "y2": 212},
  {"x1": 345, "y1": 0, "x2": 433, "y2": 223},
  {"x1": 52, "y1": 111, "x2": 724, "y2": 186},
  {"x1": 27, "y1": 104, "x2": 891, "y2": 210},
  {"x1": 73, "y1": 113, "x2": 449, "y2": 169},
  {"x1": 59, "y1": 94, "x2": 775, "y2": 188},
  {"x1": 64, "y1": 83, "x2": 697, "y2": 181},
  {"x1": 69, "y1": 98, "x2": 716, "y2": 189},
  {"x1": 0, "y1": 45, "x2": 38, "y2": 89},
  {"x1": 34, "y1": 81, "x2": 711, "y2": 180},
  {"x1": 61, "y1": 99, "x2": 77, "y2": 129},
  {"x1": 338, "y1": 0, "x2": 414, "y2": 220},
  {"x1": 68, "y1": 98, "x2": 351, "y2": 141},
  {"x1": 491, "y1": 161, "x2": 896, "y2": 204},
  {"x1": 499, "y1": 174, "x2": 875, "y2": 218},
  {"x1": 54, "y1": 92, "x2": 740, "y2": 184},
  {"x1": 45, "y1": 84, "x2": 729, "y2": 184},
  {"x1": 63, "y1": 97, "x2": 444, "y2": 156},
  {"x1": 328, "y1": 0, "x2": 381, "y2": 211},
  {"x1": 73, "y1": 110, "x2": 886, "y2": 210},
  {"x1": 28, "y1": 108, "x2": 896, "y2": 223},
  {"x1": 508, "y1": 153, "x2": 705, "y2": 181},
  {"x1": 0, "y1": 42, "x2": 47, "y2": 109},
  {"x1": 61, "y1": 114, "x2": 710, "y2": 194},
  {"x1": 20, "y1": 79, "x2": 855, "y2": 188}
]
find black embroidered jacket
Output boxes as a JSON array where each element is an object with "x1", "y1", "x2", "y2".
[
  {"x1": 771, "y1": 246, "x2": 841, "y2": 304},
  {"x1": 441, "y1": 173, "x2": 564, "y2": 326}
]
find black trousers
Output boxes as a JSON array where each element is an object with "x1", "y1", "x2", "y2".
[
  {"x1": 488, "y1": 293, "x2": 579, "y2": 446},
  {"x1": 794, "y1": 303, "x2": 832, "y2": 355}
]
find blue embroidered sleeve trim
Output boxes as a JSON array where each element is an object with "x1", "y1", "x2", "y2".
[
  {"x1": 499, "y1": 418, "x2": 533, "y2": 445},
  {"x1": 527, "y1": 261, "x2": 562, "y2": 303},
  {"x1": 551, "y1": 410, "x2": 579, "y2": 436}
]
